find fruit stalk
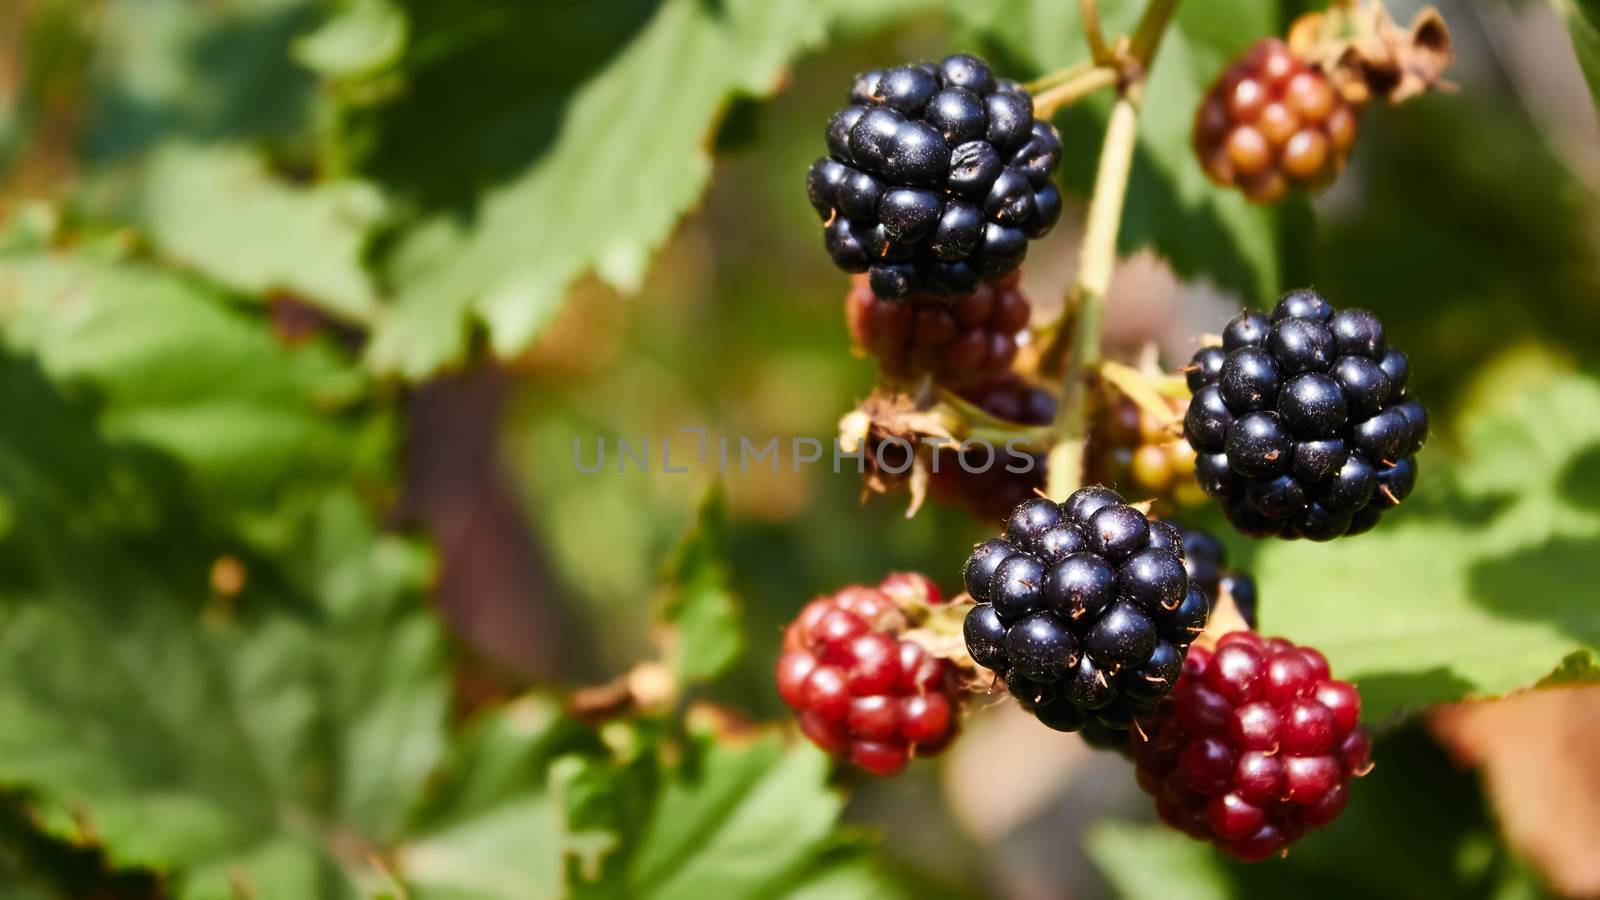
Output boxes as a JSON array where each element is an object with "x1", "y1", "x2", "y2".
[
  {"x1": 1031, "y1": 66, "x2": 1119, "y2": 119},
  {"x1": 1080, "y1": 0, "x2": 1113, "y2": 65},
  {"x1": 1045, "y1": 96, "x2": 1138, "y2": 500},
  {"x1": 1128, "y1": 0, "x2": 1180, "y2": 67},
  {"x1": 1043, "y1": 0, "x2": 1182, "y2": 501}
]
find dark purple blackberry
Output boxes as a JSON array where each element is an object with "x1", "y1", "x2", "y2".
[
  {"x1": 1173, "y1": 523, "x2": 1259, "y2": 629},
  {"x1": 1182, "y1": 291, "x2": 1426, "y2": 539},
  {"x1": 962, "y1": 487, "x2": 1211, "y2": 735},
  {"x1": 808, "y1": 54, "x2": 1063, "y2": 299}
]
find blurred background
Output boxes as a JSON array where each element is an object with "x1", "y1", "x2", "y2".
[{"x1": 2, "y1": 0, "x2": 1599, "y2": 897}]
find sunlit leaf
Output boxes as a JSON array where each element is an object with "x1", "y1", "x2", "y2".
[
  {"x1": 363, "y1": 0, "x2": 831, "y2": 376},
  {"x1": 1258, "y1": 375, "x2": 1600, "y2": 719}
]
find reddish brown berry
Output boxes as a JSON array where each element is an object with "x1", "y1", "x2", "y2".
[
  {"x1": 1131, "y1": 631, "x2": 1371, "y2": 860},
  {"x1": 1194, "y1": 39, "x2": 1360, "y2": 203},
  {"x1": 776, "y1": 574, "x2": 963, "y2": 775},
  {"x1": 847, "y1": 270, "x2": 1031, "y2": 388}
]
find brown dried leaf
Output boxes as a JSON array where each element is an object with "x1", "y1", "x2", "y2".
[
  {"x1": 838, "y1": 389, "x2": 965, "y2": 516},
  {"x1": 1430, "y1": 687, "x2": 1600, "y2": 898},
  {"x1": 1289, "y1": 1, "x2": 1454, "y2": 105}
]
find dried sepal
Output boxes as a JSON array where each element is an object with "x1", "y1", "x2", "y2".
[
  {"x1": 1289, "y1": 1, "x2": 1454, "y2": 106},
  {"x1": 838, "y1": 388, "x2": 964, "y2": 517}
]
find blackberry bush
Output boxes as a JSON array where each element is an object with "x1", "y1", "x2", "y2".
[
  {"x1": 777, "y1": 573, "x2": 963, "y2": 775},
  {"x1": 962, "y1": 487, "x2": 1211, "y2": 734},
  {"x1": 1194, "y1": 39, "x2": 1359, "y2": 204},
  {"x1": 1131, "y1": 631, "x2": 1372, "y2": 861},
  {"x1": 807, "y1": 54, "x2": 1064, "y2": 299},
  {"x1": 1182, "y1": 289, "x2": 1428, "y2": 540},
  {"x1": 846, "y1": 270, "x2": 1031, "y2": 387}
]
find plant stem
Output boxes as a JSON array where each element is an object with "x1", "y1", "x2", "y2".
[
  {"x1": 1080, "y1": 0, "x2": 1113, "y2": 64},
  {"x1": 1031, "y1": 65, "x2": 1119, "y2": 119},
  {"x1": 1041, "y1": 0, "x2": 1184, "y2": 502},
  {"x1": 1045, "y1": 95, "x2": 1140, "y2": 501},
  {"x1": 1129, "y1": 0, "x2": 1180, "y2": 68},
  {"x1": 1025, "y1": 60, "x2": 1096, "y2": 93}
]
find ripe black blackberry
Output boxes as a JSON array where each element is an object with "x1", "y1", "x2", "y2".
[
  {"x1": 1174, "y1": 525, "x2": 1259, "y2": 628},
  {"x1": 807, "y1": 54, "x2": 1064, "y2": 299},
  {"x1": 962, "y1": 487, "x2": 1211, "y2": 735},
  {"x1": 1183, "y1": 290, "x2": 1427, "y2": 540}
]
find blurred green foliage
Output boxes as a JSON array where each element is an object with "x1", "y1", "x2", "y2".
[{"x1": 0, "y1": 0, "x2": 1598, "y2": 896}]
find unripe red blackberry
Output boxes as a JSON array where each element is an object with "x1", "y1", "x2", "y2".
[
  {"x1": 846, "y1": 270, "x2": 1031, "y2": 388},
  {"x1": 808, "y1": 54, "x2": 1064, "y2": 298},
  {"x1": 1131, "y1": 631, "x2": 1372, "y2": 860},
  {"x1": 777, "y1": 573, "x2": 962, "y2": 775},
  {"x1": 1193, "y1": 39, "x2": 1360, "y2": 204},
  {"x1": 961, "y1": 487, "x2": 1211, "y2": 735},
  {"x1": 928, "y1": 377, "x2": 1054, "y2": 522}
]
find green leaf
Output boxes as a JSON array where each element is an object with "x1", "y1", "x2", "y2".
[
  {"x1": 950, "y1": 0, "x2": 1281, "y2": 302},
  {"x1": 779, "y1": 846, "x2": 911, "y2": 900},
  {"x1": 81, "y1": 0, "x2": 321, "y2": 167},
  {"x1": 136, "y1": 144, "x2": 387, "y2": 322},
  {"x1": 1257, "y1": 374, "x2": 1600, "y2": 719},
  {"x1": 1553, "y1": 0, "x2": 1600, "y2": 116},
  {"x1": 0, "y1": 246, "x2": 440, "y2": 896},
  {"x1": 293, "y1": 0, "x2": 407, "y2": 81},
  {"x1": 0, "y1": 250, "x2": 379, "y2": 514},
  {"x1": 399, "y1": 728, "x2": 858, "y2": 900},
  {"x1": 623, "y1": 738, "x2": 843, "y2": 899},
  {"x1": 0, "y1": 790, "x2": 163, "y2": 900},
  {"x1": 1537, "y1": 649, "x2": 1600, "y2": 687},
  {"x1": 1085, "y1": 821, "x2": 1230, "y2": 900},
  {"x1": 660, "y1": 486, "x2": 743, "y2": 686},
  {"x1": 0, "y1": 473, "x2": 443, "y2": 896},
  {"x1": 0, "y1": 235, "x2": 888, "y2": 898},
  {"x1": 363, "y1": 0, "x2": 830, "y2": 377}
]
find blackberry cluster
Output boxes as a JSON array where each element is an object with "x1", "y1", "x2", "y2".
[
  {"x1": 1194, "y1": 39, "x2": 1359, "y2": 204},
  {"x1": 929, "y1": 377, "x2": 1054, "y2": 522},
  {"x1": 1087, "y1": 391, "x2": 1206, "y2": 508},
  {"x1": 961, "y1": 488, "x2": 1211, "y2": 734},
  {"x1": 1131, "y1": 632, "x2": 1372, "y2": 860},
  {"x1": 1183, "y1": 289, "x2": 1427, "y2": 540},
  {"x1": 807, "y1": 54, "x2": 1064, "y2": 299},
  {"x1": 1176, "y1": 525, "x2": 1259, "y2": 628},
  {"x1": 777, "y1": 574, "x2": 961, "y2": 775},
  {"x1": 846, "y1": 270, "x2": 1031, "y2": 387}
]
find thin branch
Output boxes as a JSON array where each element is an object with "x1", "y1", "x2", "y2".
[
  {"x1": 1129, "y1": 0, "x2": 1181, "y2": 68},
  {"x1": 1080, "y1": 0, "x2": 1113, "y2": 64},
  {"x1": 1024, "y1": 59, "x2": 1096, "y2": 94},
  {"x1": 1044, "y1": 96, "x2": 1141, "y2": 501},
  {"x1": 1031, "y1": 65, "x2": 1119, "y2": 119}
]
